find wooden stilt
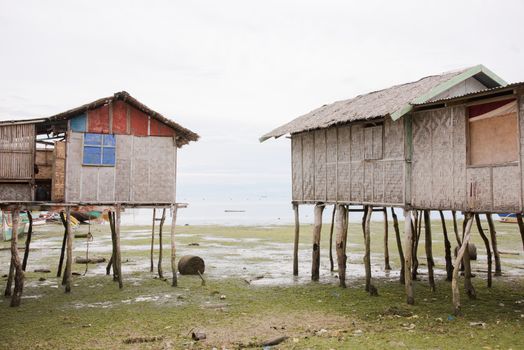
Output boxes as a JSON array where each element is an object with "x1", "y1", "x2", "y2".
[
  {"x1": 115, "y1": 205, "x2": 123, "y2": 289},
  {"x1": 4, "y1": 258, "x2": 14, "y2": 297},
  {"x1": 106, "y1": 255, "x2": 113, "y2": 276},
  {"x1": 475, "y1": 214, "x2": 492, "y2": 288},
  {"x1": 404, "y1": 209, "x2": 414, "y2": 305},
  {"x1": 150, "y1": 208, "x2": 156, "y2": 273},
  {"x1": 391, "y1": 208, "x2": 404, "y2": 284},
  {"x1": 22, "y1": 211, "x2": 33, "y2": 271},
  {"x1": 451, "y1": 210, "x2": 462, "y2": 245},
  {"x1": 439, "y1": 210, "x2": 453, "y2": 281},
  {"x1": 516, "y1": 214, "x2": 524, "y2": 251},
  {"x1": 411, "y1": 210, "x2": 421, "y2": 280},
  {"x1": 462, "y1": 216, "x2": 476, "y2": 300},
  {"x1": 335, "y1": 204, "x2": 348, "y2": 287},
  {"x1": 328, "y1": 205, "x2": 336, "y2": 272},
  {"x1": 486, "y1": 214, "x2": 501, "y2": 276},
  {"x1": 383, "y1": 207, "x2": 391, "y2": 271},
  {"x1": 109, "y1": 211, "x2": 118, "y2": 281},
  {"x1": 63, "y1": 207, "x2": 73, "y2": 293},
  {"x1": 9, "y1": 209, "x2": 24, "y2": 307},
  {"x1": 293, "y1": 203, "x2": 299, "y2": 276},
  {"x1": 157, "y1": 208, "x2": 166, "y2": 279},
  {"x1": 452, "y1": 213, "x2": 474, "y2": 315},
  {"x1": 423, "y1": 210, "x2": 435, "y2": 292},
  {"x1": 363, "y1": 206, "x2": 376, "y2": 294},
  {"x1": 311, "y1": 203, "x2": 324, "y2": 282},
  {"x1": 170, "y1": 205, "x2": 178, "y2": 287},
  {"x1": 57, "y1": 211, "x2": 68, "y2": 278}
]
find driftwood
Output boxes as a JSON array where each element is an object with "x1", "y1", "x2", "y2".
[
  {"x1": 178, "y1": 255, "x2": 205, "y2": 275},
  {"x1": 311, "y1": 204, "x2": 324, "y2": 281},
  {"x1": 328, "y1": 205, "x2": 336, "y2": 272},
  {"x1": 293, "y1": 203, "x2": 299, "y2": 276},
  {"x1": 439, "y1": 210, "x2": 454, "y2": 281},
  {"x1": 390, "y1": 208, "x2": 404, "y2": 284},
  {"x1": 383, "y1": 208, "x2": 391, "y2": 270},
  {"x1": 22, "y1": 211, "x2": 33, "y2": 271},
  {"x1": 424, "y1": 210, "x2": 435, "y2": 292},
  {"x1": 335, "y1": 204, "x2": 348, "y2": 288},
  {"x1": 486, "y1": 214, "x2": 501, "y2": 276},
  {"x1": 475, "y1": 214, "x2": 492, "y2": 288},
  {"x1": 404, "y1": 210, "x2": 414, "y2": 305},
  {"x1": 34, "y1": 269, "x2": 51, "y2": 273},
  {"x1": 75, "y1": 257, "x2": 106, "y2": 264}
]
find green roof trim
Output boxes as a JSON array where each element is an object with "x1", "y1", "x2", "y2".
[{"x1": 390, "y1": 64, "x2": 507, "y2": 121}]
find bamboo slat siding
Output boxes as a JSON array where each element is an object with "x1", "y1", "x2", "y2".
[
  {"x1": 291, "y1": 117, "x2": 405, "y2": 205},
  {"x1": 0, "y1": 124, "x2": 34, "y2": 180}
]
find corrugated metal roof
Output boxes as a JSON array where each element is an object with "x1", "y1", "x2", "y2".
[{"x1": 260, "y1": 65, "x2": 505, "y2": 142}]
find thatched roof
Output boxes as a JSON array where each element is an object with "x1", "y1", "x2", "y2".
[
  {"x1": 48, "y1": 91, "x2": 199, "y2": 147},
  {"x1": 260, "y1": 65, "x2": 505, "y2": 142}
]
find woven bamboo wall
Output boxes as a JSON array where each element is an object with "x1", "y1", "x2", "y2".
[
  {"x1": 291, "y1": 117, "x2": 405, "y2": 205},
  {"x1": 0, "y1": 124, "x2": 34, "y2": 180}
]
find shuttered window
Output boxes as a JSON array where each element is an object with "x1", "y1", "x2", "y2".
[{"x1": 83, "y1": 133, "x2": 116, "y2": 166}]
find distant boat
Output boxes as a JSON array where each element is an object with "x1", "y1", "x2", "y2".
[
  {"x1": 498, "y1": 213, "x2": 518, "y2": 223},
  {"x1": 224, "y1": 210, "x2": 246, "y2": 213},
  {"x1": 1, "y1": 211, "x2": 29, "y2": 241}
]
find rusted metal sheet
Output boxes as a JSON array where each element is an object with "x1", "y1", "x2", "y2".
[
  {"x1": 150, "y1": 118, "x2": 174, "y2": 137},
  {"x1": 130, "y1": 106, "x2": 149, "y2": 136},
  {"x1": 112, "y1": 100, "x2": 128, "y2": 134},
  {"x1": 87, "y1": 104, "x2": 110, "y2": 134}
]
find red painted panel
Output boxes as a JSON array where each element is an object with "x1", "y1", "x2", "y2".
[
  {"x1": 130, "y1": 106, "x2": 149, "y2": 136},
  {"x1": 150, "y1": 118, "x2": 174, "y2": 137},
  {"x1": 112, "y1": 101, "x2": 128, "y2": 134},
  {"x1": 88, "y1": 104, "x2": 110, "y2": 133},
  {"x1": 468, "y1": 99, "x2": 515, "y2": 118}
]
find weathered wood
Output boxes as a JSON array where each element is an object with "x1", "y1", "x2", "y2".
[
  {"x1": 115, "y1": 205, "x2": 123, "y2": 289},
  {"x1": 57, "y1": 211, "x2": 68, "y2": 277},
  {"x1": 404, "y1": 209, "x2": 414, "y2": 305},
  {"x1": 423, "y1": 210, "x2": 435, "y2": 292},
  {"x1": 411, "y1": 210, "x2": 421, "y2": 280},
  {"x1": 106, "y1": 255, "x2": 113, "y2": 275},
  {"x1": 475, "y1": 214, "x2": 492, "y2": 288},
  {"x1": 63, "y1": 207, "x2": 73, "y2": 293},
  {"x1": 383, "y1": 207, "x2": 391, "y2": 270},
  {"x1": 335, "y1": 204, "x2": 348, "y2": 287},
  {"x1": 363, "y1": 205, "x2": 374, "y2": 293},
  {"x1": 75, "y1": 257, "x2": 106, "y2": 264},
  {"x1": 311, "y1": 203, "x2": 324, "y2": 281},
  {"x1": 109, "y1": 211, "x2": 118, "y2": 281},
  {"x1": 293, "y1": 203, "x2": 299, "y2": 276},
  {"x1": 150, "y1": 208, "x2": 156, "y2": 273},
  {"x1": 391, "y1": 208, "x2": 404, "y2": 284},
  {"x1": 157, "y1": 208, "x2": 166, "y2": 279},
  {"x1": 439, "y1": 210, "x2": 453, "y2": 281},
  {"x1": 22, "y1": 211, "x2": 32, "y2": 271},
  {"x1": 462, "y1": 216, "x2": 476, "y2": 300},
  {"x1": 517, "y1": 214, "x2": 524, "y2": 251},
  {"x1": 452, "y1": 213, "x2": 474, "y2": 315},
  {"x1": 170, "y1": 205, "x2": 178, "y2": 287},
  {"x1": 486, "y1": 213, "x2": 501, "y2": 276},
  {"x1": 328, "y1": 205, "x2": 336, "y2": 272},
  {"x1": 451, "y1": 211, "x2": 462, "y2": 245},
  {"x1": 9, "y1": 209, "x2": 24, "y2": 306},
  {"x1": 4, "y1": 259, "x2": 14, "y2": 296}
]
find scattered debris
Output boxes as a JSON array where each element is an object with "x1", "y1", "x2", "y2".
[
  {"x1": 188, "y1": 242, "x2": 200, "y2": 246},
  {"x1": 123, "y1": 336, "x2": 163, "y2": 344},
  {"x1": 38, "y1": 277, "x2": 46, "y2": 282},
  {"x1": 401, "y1": 323, "x2": 416, "y2": 330},
  {"x1": 75, "y1": 257, "x2": 106, "y2": 264},
  {"x1": 469, "y1": 322, "x2": 486, "y2": 328},
  {"x1": 220, "y1": 295, "x2": 226, "y2": 300},
  {"x1": 34, "y1": 269, "x2": 51, "y2": 273},
  {"x1": 383, "y1": 306, "x2": 413, "y2": 317},
  {"x1": 261, "y1": 336, "x2": 288, "y2": 346},
  {"x1": 191, "y1": 332, "x2": 207, "y2": 341}
]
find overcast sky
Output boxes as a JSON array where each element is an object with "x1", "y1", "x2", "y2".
[{"x1": 1, "y1": 0, "x2": 524, "y2": 204}]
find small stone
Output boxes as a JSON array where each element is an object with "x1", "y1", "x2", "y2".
[{"x1": 220, "y1": 295, "x2": 226, "y2": 300}]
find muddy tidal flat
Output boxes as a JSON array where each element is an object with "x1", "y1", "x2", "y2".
[{"x1": 1, "y1": 221, "x2": 523, "y2": 349}]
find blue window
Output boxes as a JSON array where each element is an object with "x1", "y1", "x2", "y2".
[{"x1": 83, "y1": 133, "x2": 116, "y2": 166}]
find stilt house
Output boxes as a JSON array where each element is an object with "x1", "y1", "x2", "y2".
[
  {"x1": 0, "y1": 91, "x2": 198, "y2": 306},
  {"x1": 261, "y1": 65, "x2": 524, "y2": 312}
]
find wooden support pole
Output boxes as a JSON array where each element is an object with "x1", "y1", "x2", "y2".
[
  {"x1": 22, "y1": 211, "x2": 33, "y2": 271},
  {"x1": 363, "y1": 205, "x2": 375, "y2": 294},
  {"x1": 57, "y1": 211, "x2": 68, "y2": 277},
  {"x1": 150, "y1": 208, "x2": 156, "y2": 273},
  {"x1": 293, "y1": 203, "x2": 299, "y2": 276},
  {"x1": 475, "y1": 214, "x2": 492, "y2": 288},
  {"x1": 391, "y1": 208, "x2": 404, "y2": 284},
  {"x1": 452, "y1": 213, "x2": 474, "y2": 315},
  {"x1": 517, "y1": 213, "x2": 524, "y2": 251},
  {"x1": 335, "y1": 204, "x2": 348, "y2": 287},
  {"x1": 311, "y1": 203, "x2": 324, "y2": 282},
  {"x1": 383, "y1": 207, "x2": 391, "y2": 271},
  {"x1": 486, "y1": 213, "x2": 501, "y2": 276},
  {"x1": 462, "y1": 216, "x2": 476, "y2": 300},
  {"x1": 328, "y1": 205, "x2": 336, "y2": 272},
  {"x1": 451, "y1": 210, "x2": 462, "y2": 246},
  {"x1": 63, "y1": 207, "x2": 73, "y2": 293},
  {"x1": 106, "y1": 255, "x2": 113, "y2": 276},
  {"x1": 439, "y1": 210, "x2": 453, "y2": 282},
  {"x1": 4, "y1": 258, "x2": 14, "y2": 297},
  {"x1": 109, "y1": 211, "x2": 118, "y2": 281},
  {"x1": 404, "y1": 209, "x2": 414, "y2": 305},
  {"x1": 115, "y1": 205, "x2": 123, "y2": 289},
  {"x1": 9, "y1": 209, "x2": 24, "y2": 307},
  {"x1": 157, "y1": 208, "x2": 166, "y2": 279},
  {"x1": 170, "y1": 205, "x2": 178, "y2": 287},
  {"x1": 423, "y1": 210, "x2": 435, "y2": 292}
]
